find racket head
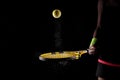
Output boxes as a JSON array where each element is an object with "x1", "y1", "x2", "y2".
[{"x1": 39, "y1": 50, "x2": 87, "y2": 61}]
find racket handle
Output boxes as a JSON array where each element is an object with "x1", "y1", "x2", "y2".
[{"x1": 89, "y1": 37, "x2": 97, "y2": 47}]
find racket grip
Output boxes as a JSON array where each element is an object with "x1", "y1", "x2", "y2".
[{"x1": 89, "y1": 37, "x2": 97, "y2": 47}]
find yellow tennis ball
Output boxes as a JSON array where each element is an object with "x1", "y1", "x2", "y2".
[{"x1": 52, "y1": 9, "x2": 61, "y2": 18}]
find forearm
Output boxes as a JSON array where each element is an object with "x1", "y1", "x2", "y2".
[
  {"x1": 93, "y1": 0, "x2": 103, "y2": 38},
  {"x1": 96, "y1": 0, "x2": 103, "y2": 28}
]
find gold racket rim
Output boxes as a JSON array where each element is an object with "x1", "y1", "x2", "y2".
[{"x1": 39, "y1": 50, "x2": 87, "y2": 60}]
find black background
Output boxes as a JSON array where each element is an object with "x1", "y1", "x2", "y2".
[
  {"x1": 30, "y1": 2, "x2": 98, "y2": 80},
  {"x1": 1, "y1": 0, "x2": 99, "y2": 80}
]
